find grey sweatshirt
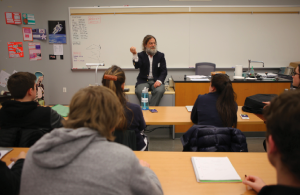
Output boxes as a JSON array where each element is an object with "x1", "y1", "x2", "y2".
[{"x1": 20, "y1": 127, "x2": 163, "y2": 195}]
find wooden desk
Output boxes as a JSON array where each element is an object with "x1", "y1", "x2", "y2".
[
  {"x1": 125, "y1": 85, "x2": 175, "y2": 95},
  {"x1": 3, "y1": 148, "x2": 276, "y2": 195},
  {"x1": 172, "y1": 76, "x2": 290, "y2": 133},
  {"x1": 143, "y1": 106, "x2": 264, "y2": 137}
]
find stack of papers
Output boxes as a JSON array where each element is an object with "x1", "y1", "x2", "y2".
[
  {"x1": 257, "y1": 73, "x2": 278, "y2": 78},
  {"x1": 191, "y1": 157, "x2": 242, "y2": 183},
  {"x1": 187, "y1": 75, "x2": 210, "y2": 81}
]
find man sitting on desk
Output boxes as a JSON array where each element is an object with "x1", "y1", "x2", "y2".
[{"x1": 130, "y1": 35, "x2": 167, "y2": 106}]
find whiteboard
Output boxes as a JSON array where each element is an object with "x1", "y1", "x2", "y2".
[{"x1": 70, "y1": 13, "x2": 300, "y2": 69}]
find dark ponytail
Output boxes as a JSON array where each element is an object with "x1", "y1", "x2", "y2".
[{"x1": 211, "y1": 74, "x2": 237, "y2": 128}]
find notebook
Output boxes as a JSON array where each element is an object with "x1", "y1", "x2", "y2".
[
  {"x1": 0, "y1": 147, "x2": 13, "y2": 160},
  {"x1": 191, "y1": 157, "x2": 242, "y2": 183},
  {"x1": 51, "y1": 104, "x2": 69, "y2": 117}
]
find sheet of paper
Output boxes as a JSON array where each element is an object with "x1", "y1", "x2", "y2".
[
  {"x1": 32, "y1": 29, "x2": 47, "y2": 40},
  {"x1": 192, "y1": 157, "x2": 241, "y2": 181},
  {"x1": 22, "y1": 13, "x2": 35, "y2": 25},
  {"x1": 187, "y1": 75, "x2": 207, "y2": 79},
  {"x1": 53, "y1": 44, "x2": 63, "y2": 55},
  {"x1": 190, "y1": 78, "x2": 210, "y2": 81},
  {"x1": 186, "y1": 106, "x2": 193, "y2": 112},
  {"x1": 0, "y1": 70, "x2": 11, "y2": 87},
  {"x1": 5, "y1": 12, "x2": 22, "y2": 24},
  {"x1": 22, "y1": 27, "x2": 33, "y2": 41},
  {"x1": 28, "y1": 42, "x2": 41, "y2": 61},
  {"x1": 0, "y1": 148, "x2": 13, "y2": 160},
  {"x1": 7, "y1": 42, "x2": 24, "y2": 58},
  {"x1": 12, "y1": 70, "x2": 18, "y2": 74}
]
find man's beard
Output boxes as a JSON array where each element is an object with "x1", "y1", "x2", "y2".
[{"x1": 146, "y1": 47, "x2": 157, "y2": 56}]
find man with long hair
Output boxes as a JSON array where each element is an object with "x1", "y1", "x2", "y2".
[{"x1": 130, "y1": 35, "x2": 167, "y2": 106}]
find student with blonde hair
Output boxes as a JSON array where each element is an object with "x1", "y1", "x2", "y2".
[
  {"x1": 20, "y1": 86, "x2": 163, "y2": 195},
  {"x1": 102, "y1": 65, "x2": 148, "y2": 151}
]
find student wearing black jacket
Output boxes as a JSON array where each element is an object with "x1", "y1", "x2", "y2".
[
  {"x1": 0, "y1": 151, "x2": 26, "y2": 195},
  {"x1": 243, "y1": 90, "x2": 300, "y2": 195}
]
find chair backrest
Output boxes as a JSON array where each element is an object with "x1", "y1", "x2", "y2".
[
  {"x1": 195, "y1": 62, "x2": 216, "y2": 76},
  {"x1": 0, "y1": 128, "x2": 48, "y2": 147},
  {"x1": 114, "y1": 129, "x2": 137, "y2": 151},
  {"x1": 181, "y1": 125, "x2": 248, "y2": 152}
]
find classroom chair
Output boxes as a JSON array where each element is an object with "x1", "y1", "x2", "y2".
[{"x1": 195, "y1": 62, "x2": 216, "y2": 76}]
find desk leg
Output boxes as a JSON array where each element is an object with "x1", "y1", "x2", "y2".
[{"x1": 172, "y1": 125, "x2": 175, "y2": 140}]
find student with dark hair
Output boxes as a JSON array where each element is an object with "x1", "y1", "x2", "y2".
[
  {"x1": 243, "y1": 90, "x2": 300, "y2": 194},
  {"x1": 191, "y1": 74, "x2": 238, "y2": 127},
  {"x1": 102, "y1": 65, "x2": 148, "y2": 151},
  {"x1": 20, "y1": 86, "x2": 163, "y2": 195},
  {"x1": 0, "y1": 151, "x2": 26, "y2": 195},
  {"x1": 0, "y1": 72, "x2": 63, "y2": 146}
]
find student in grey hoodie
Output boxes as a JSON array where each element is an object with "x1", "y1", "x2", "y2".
[{"x1": 20, "y1": 86, "x2": 163, "y2": 195}]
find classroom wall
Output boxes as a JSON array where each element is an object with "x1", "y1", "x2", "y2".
[{"x1": 0, "y1": 0, "x2": 298, "y2": 104}]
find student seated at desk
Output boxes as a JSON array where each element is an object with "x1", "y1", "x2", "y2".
[
  {"x1": 191, "y1": 74, "x2": 237, "y2": 127},
  {"x1": 102, "y1": 65, "x2": 148, "y2": 151},
  {"x1": 20, "y1": 86, "x2": 163, "y2": 195},
  {"x1": 243, "y1": 90, "x2": 300, "y2": 195},
  {"x1": 0, "y1": 151, "x2": 26, "y2": 195},
  {"x1": 0, "y1": 72, "x2": 64, "y2": 147}
]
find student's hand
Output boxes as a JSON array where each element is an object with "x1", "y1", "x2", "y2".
[
  {"x1": 11, "y1": 151, "x2": 26, "y2": 162},
  {"x1": 130, "y1": 46, "x2": 137, "y2": 55},
  {"x1": 139, "y1": 160, "x2": 150, "y2": 168},
  {"x1": 153, "y1": 81, "x2": 161, "y2": 88},
  {"x1": 243, "y1": 175, "x2": 266, "y2": 193},
  {"x1": 262, "y1": 101, "x2": 270, "y2": 109}
]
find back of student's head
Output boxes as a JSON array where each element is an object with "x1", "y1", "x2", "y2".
[
  {"x1": 101, "y1": 65, "x2": 129, "y2": 129},
  {"x1": 102, "y1": 65, "x2": 126, "y2": 105},
  {"x1": 211, "y1": 74, "x2": 237, "y2": 127},
  {"x1": 7, "y1": 72, "x2": 36, "y2": 99},
  {"x1": 264, "y1": 90, "x2": 300, "y2": 181},
  {"x1": 62, "y1": 86, "x2": 123, "y2": 141}
]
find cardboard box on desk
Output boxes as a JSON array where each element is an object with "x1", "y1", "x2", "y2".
[{"x1": 289, "y1": 61, "x2": 300, "y2": 68}]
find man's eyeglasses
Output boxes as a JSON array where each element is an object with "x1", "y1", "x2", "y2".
[{"x1": 292, "y1": 70, "x2": 299, "y2": 76}]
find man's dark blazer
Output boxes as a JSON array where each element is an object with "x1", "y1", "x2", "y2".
[{"x1": 133, "y1": 51, "x2": 167, "y2": 86}]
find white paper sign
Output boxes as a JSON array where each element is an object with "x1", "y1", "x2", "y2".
[
  {"x1": 53, "y1": 44, "x2": 63, "y2": 55},
  {"x1": 0, "y1": 70, "x2": 11, "y2": 87}
]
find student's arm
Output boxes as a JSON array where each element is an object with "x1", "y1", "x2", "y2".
[
  {"x1": 129, "y1": 158, "x2": 163, "y2": 195},
  {"x1": 0, "y1": 152, "x2": 26, "y2": 195},
  {"x1": 191, "y1": 96, "x2": 200, "y2": 124},
  {"x1": 50, "y1": 109, "x2": 64, "y2": 129}
]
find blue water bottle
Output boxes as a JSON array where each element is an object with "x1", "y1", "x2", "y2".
[{"x1": 141, "y1": 87, "x2": 149, "y2": 110}]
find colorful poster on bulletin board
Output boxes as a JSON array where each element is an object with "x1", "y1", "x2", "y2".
[
  {"x1": 48, "y1": 21, "x2": 66, "y2": 44},
  {"x1": 5, "y1": 12, "x2": 22, "y2": 24},
  {"x1": 22, "y1": 27, "x2": 33, "y2": 41},
  {"x1": 22, "y1": 13, "x2": 35, "y2": 25},
  {"x1": 33, "y1": 29, "x2": 47, "y2": 40},
  {"x1": 7, "y1": 42, "x2": 24, "y2": 58},
  {"x1": 28, "y1": 42, "x2": 42, "y2": 61}
]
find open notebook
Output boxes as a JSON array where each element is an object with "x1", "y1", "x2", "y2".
[{"x1": 191, "y1": 157, "x2": 242, "y2": 183}]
